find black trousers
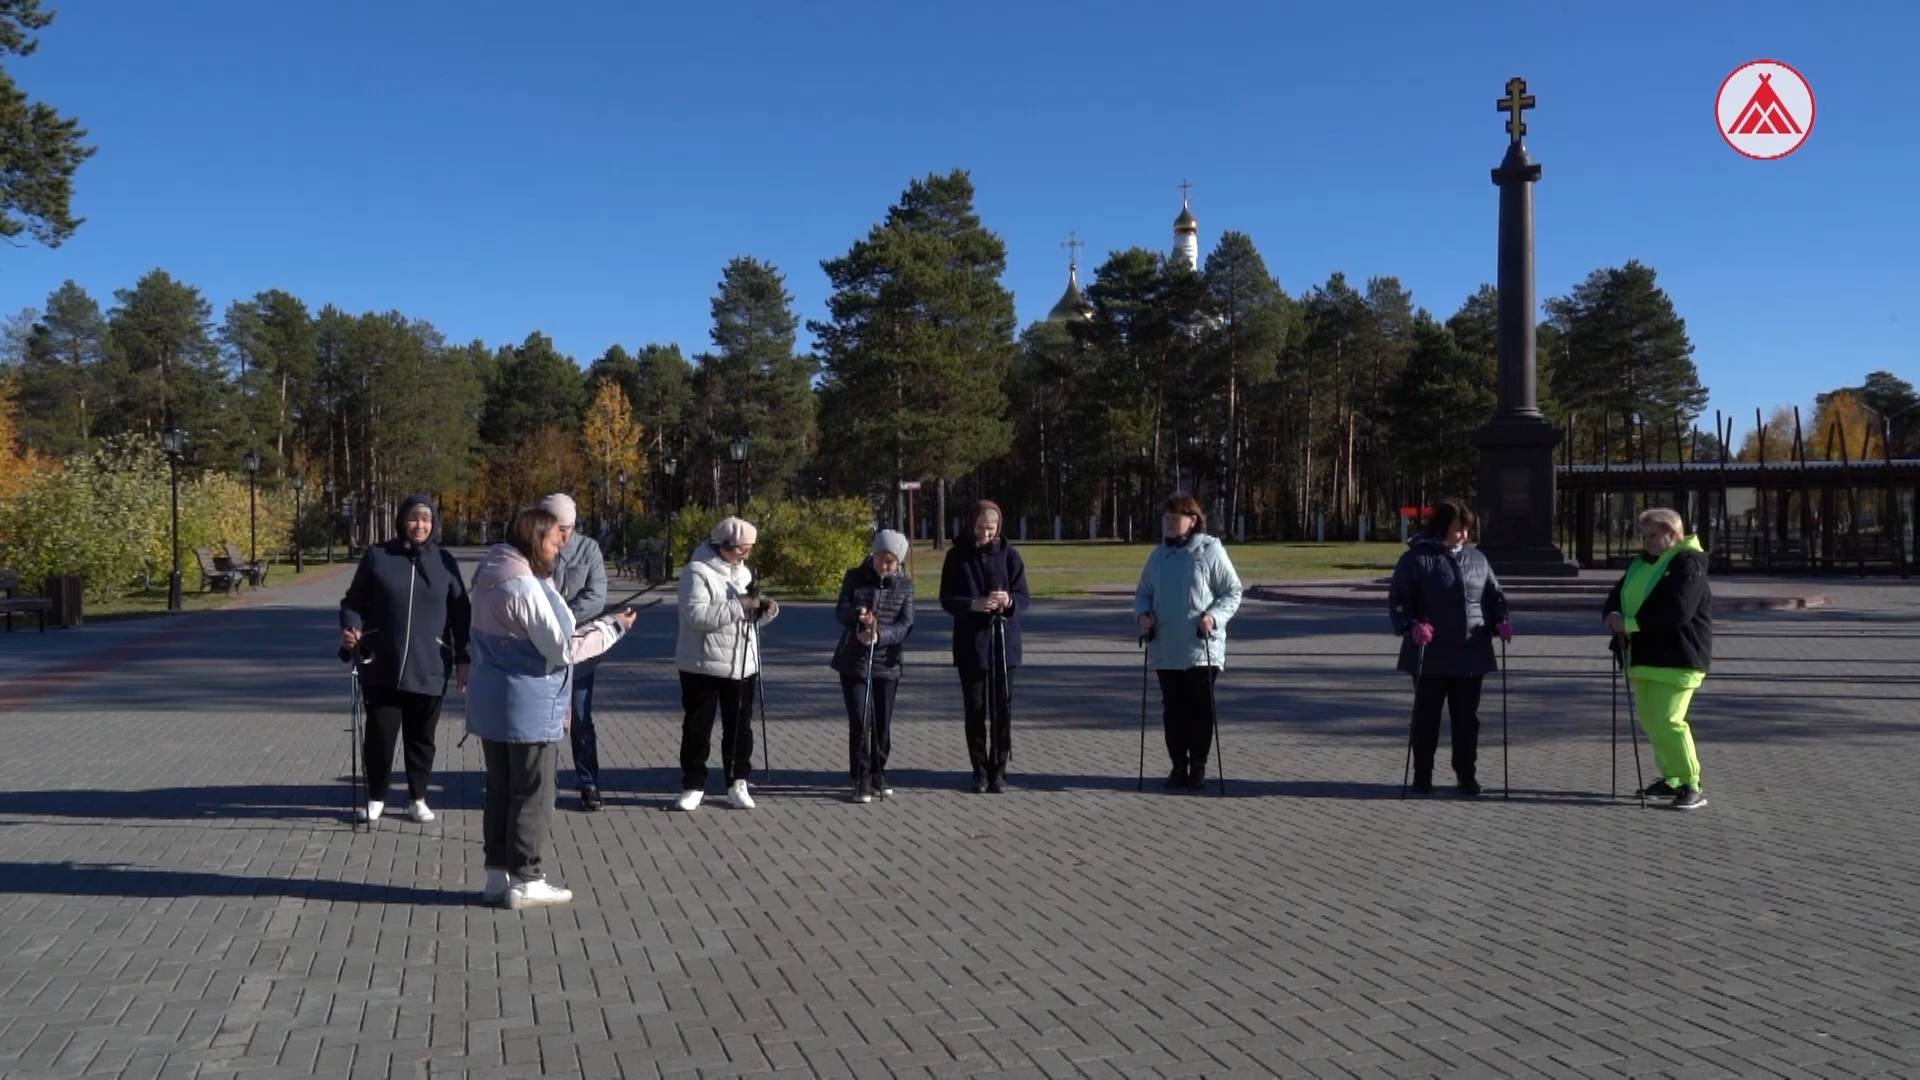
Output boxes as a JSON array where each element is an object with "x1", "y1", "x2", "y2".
[
  {"x1": 840, "y1": 674, "x2": 899, "y2": 782},
  {"x1": 1412, "y1": 673, "x2": 1483, "y2": 781},
  {"x1": 959, "y1": 668, "x2": 1014, "y2": 769},
  {"x1": 679, "y1": 671, "x2": 756, "y2": 789},
  {"x1": 1156, "y1": 666, "x2": 1218, "y2": 770},
  {"x1": 482, "y1": 739, "x2": 557, "y2": 882},
  {"x1": 362, "y1": 687, "x2": 441, "y2": 803}
]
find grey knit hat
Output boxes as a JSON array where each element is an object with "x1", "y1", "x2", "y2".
[
  {"x1": 710, "y1": 516, "x2": 758, "y2": 548},
  {"x1": 871, "y1": 529, "x2": 909, "y2": 564}
]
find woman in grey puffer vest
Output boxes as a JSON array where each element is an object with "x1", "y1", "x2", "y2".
[
  {"x1": 1387, "y1": 499, "x2": 1511, "y2": 796},
  {"x1": 830, "y1": 530, "x2": 915, "y2": 803}
]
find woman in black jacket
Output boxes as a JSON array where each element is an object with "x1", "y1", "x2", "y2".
[
  {"x1": 1387, "y1": 500, "x2": 1511, "y2": 796},
  {"x1": 938, "y1": 500, "x2": 1031, "y2": 793},
  {"x1": 830, "y1": 529, "x2": 915, "y2": 803},
  {"x1": 1603, "y1": 506, "x2": 1713, "y2": 811},
  {"x1": 339, "y1": 494, "x2": 471, "y2": 823}
]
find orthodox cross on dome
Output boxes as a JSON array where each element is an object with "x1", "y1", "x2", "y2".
[
  {"x1": 1177, "y1": 178, "x2": 1194, "y2": 203},
  {"x1": 1061, "y1": 230, "x2": 1084, "y2": 267},
  {"x1": 1497, "y1": 76, "x2": 1536, "y2": 143}
]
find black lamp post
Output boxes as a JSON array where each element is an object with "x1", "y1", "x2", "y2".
[
  {"x1": 243, "y1": 448, "x2": 261, "y2": 563},
  {"x1": 162, "y1": 427, "x2": 186, "y2": 611},
  {"x1": 323, "y1": 480, "x2": 335, "y2": 566},
  {"x1": 291, "y1": 473, "x2": 305, "y2": 573},
  {"x1": 729, "y1": 435, "x2": 749, "y2": 512},
  {"x1": 663, "y1": 456, "x2": 679, "y2": 576},
  {"x1": 617, "y1": 467, "x2": 629, "y2": 543}
]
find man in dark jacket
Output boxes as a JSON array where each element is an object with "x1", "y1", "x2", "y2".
[
  {"x1": 938, "y1": 500, "x2": 1031, "y2": 793},
  {"x1": 339, "y1": 494, "x2": 471, "y2": 823},
  {"x1": 1387, "y1": 500, "x2": 1510, "y2": 796},
  {"x1": 540, "y1": 494, "x2": 611, "y2": 811},
  {"x1": 831, "y1": 529, "x2": 915, "y2": 802}
]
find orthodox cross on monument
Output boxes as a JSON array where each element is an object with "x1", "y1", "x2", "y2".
[
  {"x1": 1061, "y1": 230, "x2": 1084, "y2": 266},
  {"x1": 1497, "y1": 76, "x2": 1536, "y2": 143}
]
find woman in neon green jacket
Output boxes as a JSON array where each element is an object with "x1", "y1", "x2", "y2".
[{"x1": 1603, "y1": 507, "x2": 1713, "y2": 811}]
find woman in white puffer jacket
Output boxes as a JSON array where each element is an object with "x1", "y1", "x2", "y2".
[{"x1": 672, "y1": 516, "x2": 780, "y2": 811}]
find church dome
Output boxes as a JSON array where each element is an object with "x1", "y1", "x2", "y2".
[
  {"x1": 1047, "y1": 265, "x2": 1092, "y2": 322},
  {"x1": 1173, "y1": 201, "x2": 1198, "y2": 233}
]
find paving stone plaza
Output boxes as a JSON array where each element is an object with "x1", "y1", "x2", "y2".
[{"x1": 1, "y1": 560, "x2": 1915, "y2": 1078}]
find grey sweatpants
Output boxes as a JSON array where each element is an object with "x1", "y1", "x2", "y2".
[{"x1": 482, "y1": 739, "x2": 558, "y2": 882}]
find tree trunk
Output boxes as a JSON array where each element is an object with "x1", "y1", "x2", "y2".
[{"x1": 934, "y1": 477, "x2": 947, "y2": 549}]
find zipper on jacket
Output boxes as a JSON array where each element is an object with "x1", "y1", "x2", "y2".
[{"x1": 397, "y1": 561, "x2": 419, "y2": 684}]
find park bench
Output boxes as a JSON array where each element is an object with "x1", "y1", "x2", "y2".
[
  {"x1": 1, "y1": 568, "x2": 52, "y2": 632},
  {"x1": 222, "y1": 542, "x2": 269, "y2": 588},
  {"x1": 194, "y1": 547, "x2": 245, "y2": 593}
]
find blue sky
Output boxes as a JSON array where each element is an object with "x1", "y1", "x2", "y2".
[{"x1": 5, "y1": 1, "x2": 1915, "y2": 437}]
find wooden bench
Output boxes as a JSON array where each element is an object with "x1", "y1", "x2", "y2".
[
  {"x1": 195, "y1": 547, "x2": 244, "y2": 593},
  {"x1": 1, "y1": 568, "x2": 52, "y2": 632},
  {"x1": 222, "y1": 542, "x2": 269, "y2": 588}
]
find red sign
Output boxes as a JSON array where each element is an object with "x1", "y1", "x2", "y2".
[
  {"x1": 1717, "y1": 59, "x2": 1815, "y2": 160},
  {"x1": 1398, "y1": 505, "x2": 1433, "y2": 519}
]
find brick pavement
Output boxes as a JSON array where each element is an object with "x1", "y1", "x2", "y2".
[{"x1": 1, "y1": 562, "x2": 1916, "y2": 1078}]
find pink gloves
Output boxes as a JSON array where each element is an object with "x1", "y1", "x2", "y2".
[
  {"x1": 1496, "y1": 621, "x2": 1513, "y2": 643},
  {"x1": 1409, "y1": 622, "x2": 1435, "y2": 647}
]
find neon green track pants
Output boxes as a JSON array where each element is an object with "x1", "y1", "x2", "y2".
[{"x1": 1631, "y1": 678, "x2": 1702, "y2": 789}]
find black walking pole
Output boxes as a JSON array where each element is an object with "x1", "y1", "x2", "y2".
[
  {"x1": 1610, "y1": 641, "x2": 1620, "y2": 799},
  {"x1": 751, "y1": 621, "x2": 771, "y2": 780},
  {"x1": 1401, "y1": 643, "x2": 1426, "y2": 799},
  {"x1": 1137, "y1": 625, "x2": 1153, "y2": 792},
  {"x1": 1620, "y1": 637, "x2": 1647, "y2": 809},
  {"x1": 723, "y1": 619, "x2": 746, "y2": 795},
  {"x1": 349, "y1": 660, "x2": 365, "y2": 831},
  {"x1": 1201, "y1": 624, "x2": 1224, "y2": 797},
  {"x1": 1501, "y1": 637, "x2": 1511, "y2": 801},
  {"x1": 862, "y1": 633, "x2": 877, "y2": 797}
]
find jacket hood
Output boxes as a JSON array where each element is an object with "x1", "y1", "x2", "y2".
[
  {"x1": 473, "y1": 542, "x2": 533, "y2": 595},
  {"x1": 394, "y1": 493, "x2": 439, "y2": 548},
  {"x1": 1409, "y1": 536, "x2": 1459, "y2": 554}
]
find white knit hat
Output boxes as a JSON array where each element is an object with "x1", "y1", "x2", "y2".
[
  {"x1": 710, "y1": 516, "x2": 758, "y2": 548},
  {"x1": 538, "y1": 493, "x2": 577, "y2": 527}
]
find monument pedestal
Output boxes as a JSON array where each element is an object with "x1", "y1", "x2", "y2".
[{"x1": 1474, "y1": 413, "x2": 1579, "y2": 576}]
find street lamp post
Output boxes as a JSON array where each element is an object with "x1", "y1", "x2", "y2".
[
  {"x1": 617, "y1": 468, "x2": 628, "y2": 545},
  {"x1": 663, "y1": 456, "x2": 679, "y2": 578},
  {"x1": 729, "y1": 436, "x2": 749, "y2": 513},
  {"x1": 243, "y1": 449, "x2": 261, "y2": 563},
  {"x1": 323, "y1": 481, "x2": 335, "y2": 566},
  {"x1": 162, "y1": 427, "x2": 186, "y2": 611},
  {"x1": 291, "y1": 474, "x2": 305, "y2": 573}
]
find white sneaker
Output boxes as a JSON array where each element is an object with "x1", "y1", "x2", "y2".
[
  {"x1": 877, "y1": 784, "x2": 895, "y2": 799},
  {"x1": 673, "y1": 789, "x2": 703, "y2": 812},
  {"x1": 854, "y1": 790, "x2": 872, "y2": 805},
  {"x1": 408, "y1": 799, "x2": 435, "y2": 823},
  {"x1": 481, "y1": 867, "x2": 509, "y2": 904},
  {"x1": 505, "y1": 878, "x2": 573, "y2": 910},
  {"x1": 357, "y1": 800, "x2": 384, "y2": 823},
  {"x1": 727, "y1": 780, "x2": 755, "y2": 809}
]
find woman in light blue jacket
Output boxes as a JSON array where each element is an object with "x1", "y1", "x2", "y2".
[
  {"x1": 467, "y1": 506, "x2": 635, "y2": 911},
  {"x1": 1134, "y1": 493, "x2": 1244, "y2": 790}
]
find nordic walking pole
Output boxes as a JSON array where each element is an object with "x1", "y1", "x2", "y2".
[
  {"x1": 1137, "y1": 624, "x2": 1154, "y2": 792},
  {"x1": 862, "y1": 630, "x2": 877, "y2": 794},
  {"x1": 751, "y1": 621, "x2": 771, "y2": 780},
  {"x1": 1610, "y1": 644, "x2": 1620, "y2": 800},
  {"x1": 1621, "y1": 637, "x2": 1647, "y2": 809},
  {"x1": 349, "y1": 662, "x2": 364, "y2": 831},
  {"x1": 1501, "y1": 637, "x2": 1510, "y2": 801},
  {"x1": 1201, "y1": 624, "x2": 1224, "y2": 797},
  {"x1": 1401, "y1": 643, "x2": 1426, "y2": 799}
]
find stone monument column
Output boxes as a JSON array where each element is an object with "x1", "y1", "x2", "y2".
[{"x1": 1474, "y1": 77, "x2": 1579, "y2": 575}]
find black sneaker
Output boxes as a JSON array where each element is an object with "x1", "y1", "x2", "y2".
[
  {"x1": 1456, "y1": 777, "x2": 1482, "y2": 798},
  {"x1": 1409, "y1": 778, "x2": 1435, "y2": 795},
  {"x1": 986, "y1": 768, "x2": 1005, "y2": 794},
  {"x1": 1183, "y1": 764, "x2": 1208, "y2": 791},
  {"x1": 1164, "y1": 766, "x2": 1187, "y2": 789},
  {"x1": 579, "y1": 785, "x2": 603, "y2": 812},
  {"x1": 971, "y1": 769, "x2": 988, "y2": 794},
  {"x1": 1637, "y1": 779, "x2": 1678, "y2": 798},
  {"x1": 1671, "y1": 787, "x2": 1708, "y2": 811}
]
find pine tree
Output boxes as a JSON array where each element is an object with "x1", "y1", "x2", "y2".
[
  {"x1": 104, "y1": 269, "x2": 225, "y2": 451},
  {"x1": 1545, "y1": 260, "x2": 1707, "y2": 445},
  {"x1": 221, "y1": 289, "x2": 316, "y2": 465},
  {"x1": 480, "y1": 332, "x2": 585, "y2": 448},
  {"x1": 15, "y1": 279, "x2": 103, "y2": 455},
  {"x1": 1201, "y1": 231, "x2": 1287, "y2": 529},
  {"x1": 814, "y1": 170, "x2": 1016, "y2": 528},
  {"x1": 0, "y1": 0, "x2": 94, "y2": 251},
  {"x1": 699, "y1": 257, "x2": 814, "y2": 501},
  {"x1": 1385, "y1": 316, "x2": 1496, "y2": 501}
]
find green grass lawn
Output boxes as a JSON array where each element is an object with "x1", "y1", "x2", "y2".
[{"x1": 902, "y1": 540, "x2": 1400, "y2": 599}]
